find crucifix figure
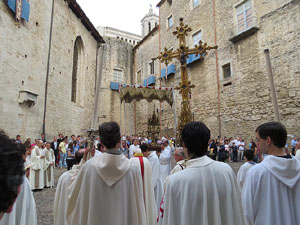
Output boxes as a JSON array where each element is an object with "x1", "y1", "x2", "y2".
[{"x1": 156, "y1": 18, "x2": 217, "y2": 144}]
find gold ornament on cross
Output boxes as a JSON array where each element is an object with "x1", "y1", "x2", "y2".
[{"x1": 155, "y1": 18, "x2": 218, "y2": 145}]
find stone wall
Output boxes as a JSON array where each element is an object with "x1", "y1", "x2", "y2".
[
  {"x1": 0, "y1": 0, "x2": 100, "y2": 140},
  {"x1": 0, "y1": 0, "x2": 52, "y2": 139},
  {"x1": 155, "y1": 0, "x2": 300, "y2": 142},
  {"x1": 97, "y1": 37, "x2": 134, "y2": 135},
  {"x1": 45, "y1": 0, "x2": 99, "y2": 138}
]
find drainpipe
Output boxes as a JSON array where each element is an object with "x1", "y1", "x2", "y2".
[
  {"x1": 159, "y1": 6, "x2": 162, "y2": 135},
  {"x1": 212, "y1": 0, "x2": 222, "y2": 137},
  {"x1": 264, "y1": 49, "x2": 280, "y2": 122},
  {"x1": 42, "y1": 0, "x2": 55, "y2": 135},
  {"x1": 91, "y1": 44, "x2": 105, "y2": 129},
  {"x1": 133, "y1": 48, "x2": 136, "y2": 135}
]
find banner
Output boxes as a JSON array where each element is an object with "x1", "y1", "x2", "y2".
[{"x1": 7, "y1": 0, "x2": 30, "y2": 22}]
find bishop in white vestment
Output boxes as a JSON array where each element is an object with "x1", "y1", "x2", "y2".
[
  {"x1": 29, "y1": 141, "x2": 45, "y2": 190},
  {"x1": 0, "y1": 176, "x2": 37, "y2": 225}
]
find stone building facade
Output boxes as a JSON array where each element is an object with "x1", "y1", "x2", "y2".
[
  {"x1": 152, "y1": 0, "x2": 300, "y2": 140},
  {"x1": 0, "y1": 0, "x2": 104, "y2": 140},
  {"x1": 98, "y1": 26, "x2": 142, "y2": 46},
  {"x1": 96, "y1": 36, "x2": 134, "y2": 135},
  {"x1": 1, "y1": 0, "x2": 299, "y2": 142}
]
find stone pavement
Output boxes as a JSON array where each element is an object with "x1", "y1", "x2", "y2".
[
  {"x1": 33, "y1": 168, "x2": 65, "y2": 225},
  {"x1": 33, "y1": 161, "x2": 244, "y2": 225}
]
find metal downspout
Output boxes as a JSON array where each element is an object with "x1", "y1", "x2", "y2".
[{"x1": 42, "y1": 0, "x2": 55, "y2": 135}]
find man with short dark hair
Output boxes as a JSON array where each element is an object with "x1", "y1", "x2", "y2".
[
  {"x1": 0, "y1": 131, "x2": 25, "y2": 220},
  {"x1": 129, "y1": 138, "x2": 139, "y2": 158},
  {"x1": 41, "y1": 134, "x2": 46, "y2": 143},
  {"x1": 67, "y1": 122, "x2": 156, "y2": 225},
  {"x1": 242, "y1": 122, "x2": 300, "y2": 225},
  {"x1": 291, "y1": 136, "x2": 298, "y2": 156},
  {"x1": 160, "y1": 122, "x2": 245, "y2": 225},
  {"x1": 58, "y1": 137, "x2": 68, "y2": 169},
  {"x1": 51, "y1": 136, "x2": 59, "y2": 167},
  {"x1": 15, "y1": 135, "x2": 22, "y2": 143}
]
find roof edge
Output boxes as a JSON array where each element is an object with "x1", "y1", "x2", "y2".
[
  {"x1": 66, "y1": 0, "x2": 105, "y2": 43},
  {"x1": 157, "y1": 0, "x2": 166, "y2": 7},
  {"x1": 133, "y1": 26, "x2": 159, "y2": 50}
]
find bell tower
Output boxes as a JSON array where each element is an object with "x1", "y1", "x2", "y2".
[{"x1": 141, "y1": 5, "x2": 159, "y2": 37}]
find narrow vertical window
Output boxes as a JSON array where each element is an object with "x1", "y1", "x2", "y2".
[
  {"x1": 222, "y1": 63, "x2": 231, "y2": 79},
  {"x1": 168, "y1": 15, "x2": 173, "y2": 28},
  {"x1": 113, "y1": 69, "x2": 123, "y2": 83},
  {"x1": 149, "y1": 61, "x2": 154, "y2": 74},
  {"x1": 192, "y1": 31, "x2": 202, "y2": 46},
  {"x1": 137, "y1": 70, "x2": 142, "y2": 84},
  {"x1": 71, "y1": 37, "x2": 83, "y2": 102}
]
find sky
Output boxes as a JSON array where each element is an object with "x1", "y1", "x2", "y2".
[{"x1": 76, "y1": 0, "x2": 160, "y2": 35}]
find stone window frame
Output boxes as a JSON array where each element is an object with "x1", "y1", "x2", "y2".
[
  {"x1": 193, "y1": 0, "x2": 200, "y2": 8},
  {"x1": 136, "y1": 69, "x2": 142, "y2": 84},
  {"x1": 189, "y1": 0, "x2": 200, "y2": 10},
  {"x1": 149, "y1": 60, "x2": 155, "y2": 75},
  {"x1": 71, "y1": 36, "x2": 84, "y2": 104},
  {"x1": 113, "y1": 68, "x2": 124, "y2": 83},
  {"x1": 219, "y1": 59, "x2": 234, "y2": 81},
  {"x1": 229, "y1": 0, "x2": 258, "y2": 43},
  {"x1": 191, "y1": 29, "x2": 202, "y2": 47},
  {"x1": 233, "y1": 0, "x2": 256, "y2": 34},
  {"x1": 167, "y1": 14, "x2": 173, "y2": 29}
]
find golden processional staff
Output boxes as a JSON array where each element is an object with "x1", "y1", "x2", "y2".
[{"x1": 155, "y1": 18, "x2": 218, "y2": 145}]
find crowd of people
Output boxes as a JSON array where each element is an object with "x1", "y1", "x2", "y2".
[{"x1": 0, "y1": 121, "x2": 300, "y2": 225}]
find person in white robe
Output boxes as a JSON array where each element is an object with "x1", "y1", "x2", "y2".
[
  {"x1": 43, "y1": 143, "x2": 55, "y2": 188},
  {"x1": 141, "y1": 143, "x2": 164, "y2": 215},
  {"x1": 160, "y1": 122, "x2": 245, "y2": 225},
  {"x1": 53, "y1": 149, "x2": 87, "y2": 225},
  {"x1": 129, "y1": 138, "x2": 139, "y2": 158},
  {"x1": 159, "y1": 139, "x2": 172, "y2": 183},
  {"x1": 0, "y1": 176, "x2": 37, "y2": 225},
  {"x1": 237, "y1": 150, "x2": 256, "y2": 189},
  {"x1": 163, "y1": 147, "x2": 186, "y2": 191},
  {"x1": 242, "y1": 122, "x2": 300, "y2": 225},
  {"x1": 66, "y1": 122, "x2": 157, "y2": 225},
  {"x1": 131, "y1": 146, "x2": 157, "y2": 225},
  {"x1": 29, "y1": 140, "x2": 45, "y2": 190}
]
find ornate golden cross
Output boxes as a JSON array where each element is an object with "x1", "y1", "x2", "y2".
[{"x1": 156, "y1": 18, "x2": 218, "y2": 144}]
